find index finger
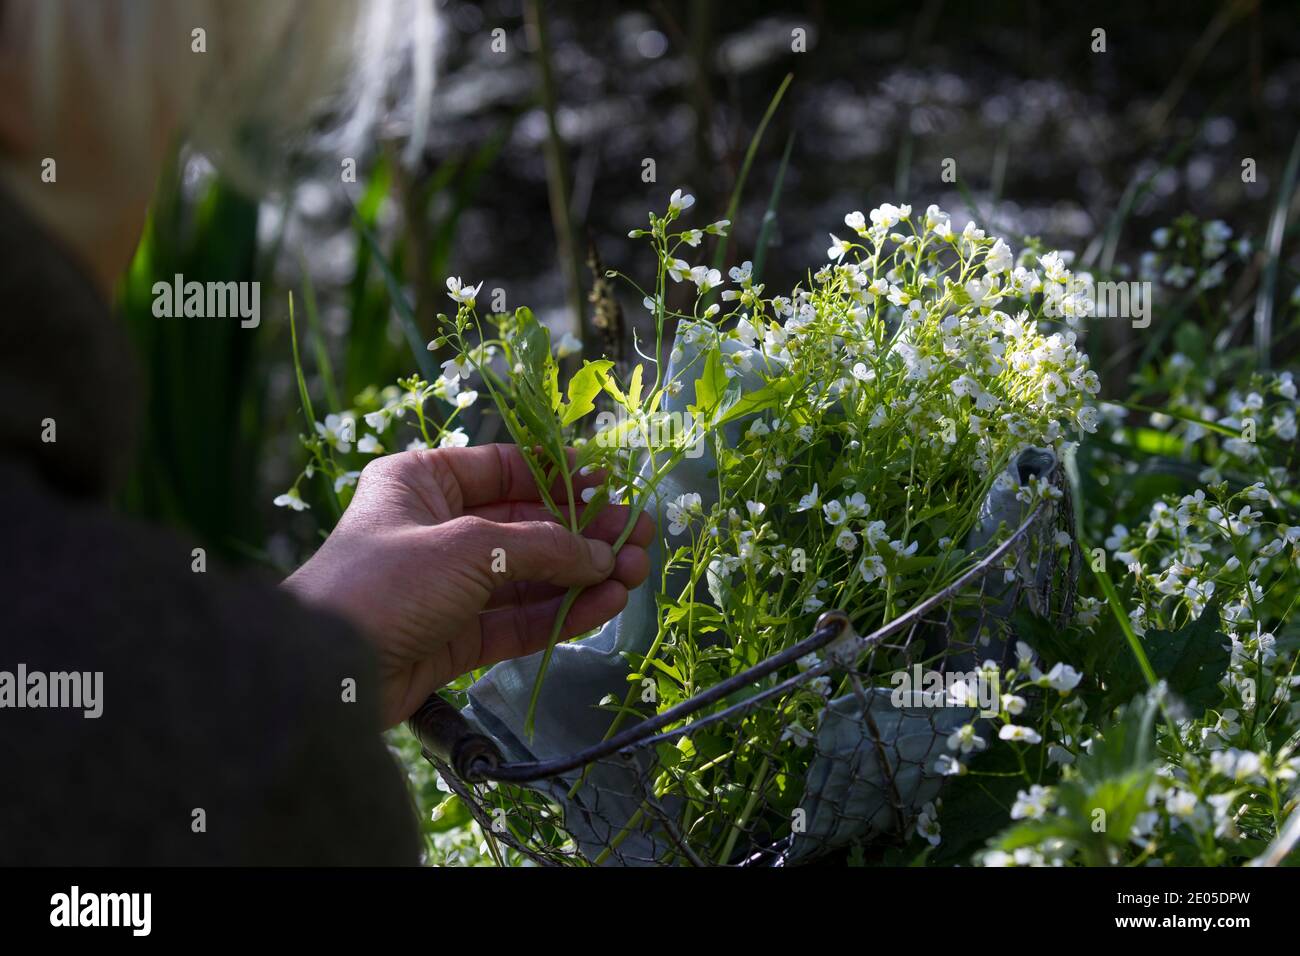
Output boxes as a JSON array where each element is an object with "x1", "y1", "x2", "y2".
[{"x1": 437, "y1": 443, "x2": 604, "y2": 509}]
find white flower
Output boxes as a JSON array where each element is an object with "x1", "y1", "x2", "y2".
[
  {"x1": 870, "y1": 203, "x2": 909, "y2": 229},
  {"x1": 985, "y1": 238, "x2": 1013, "y2": 275},
  {"x1": 999, "y1": 724, "x2": 1042, "y2": 744},
  {"x1": 934, "y1": 754, "x2": 966, "y2": 776},
  {"x1": 690, "y1": 266, "x2": 723, "y2": 293},
  {"x1": 1076, "y1": 405, "x2": 1100, "y2": 434},
  {"x1": 1210, "y1": 748, "x2": 1263, "y2": 782},
  {"x1": 827, "y1": 234, "x2": 851, "y2": 262},
  {"x1": 1001, "y1": 694, "x2": 1027, "y2": 716},
  {"x1": 1039, "y1": 251, "x2": 1068, "y2": 283},
  {"x1": 965, "y1": 276, "x2": 1002, "y2": 309},
  {"x1": 858, "y1": 553, "x2": 886, "y2": 582},
  {"x1": 1045, "y1": 662, "x2": 1083, "y2": 693},
  {"x1": 554, "y1": 331, "x2": 582, "y2": 358},
  {"x1": 1165, "y1": 789, "x2": 1198, "y2": 819},
  {"x1": 915, "y1": 801, "x2": 942, "y2": 846},
  {"x1": 1202, "y1": 709, "x2": 1240, "y2": 745},
  {"x1": 333, "y1": 470, "x2": 361, "y2": 493},
  {"x1": 947, "y1": 723, "x2": 987, "y2": 755},
  {"x1": 273, "y1": 488, "x2": 309, "y2": 511},
  {"x1": 666, "y1": 492, "x2": 703, "y2": 536},
  {"x1": 667, "y1": 258, "x2": 693, "y2": 282},
  {"x1": 946, "y1": 676, "x2": 983, "y2": 707},
  {"x1": 822, "y1": 499, "x2": 847, "y2": 525},
  {"x1": 746, "y1": 500, "x2": 767, "y2": 519},
  {"x1": 960, "y1": 220, "x2": 985, "y2": 248},
  {"x1": 438, "y1": 427, "x2": 469, "y2": 448},
  {"x1": 455, "y1": 390, "x2": 479, "y2": 409},
  {"x1": 315, "y1": 413, "x2": 355, "y2": 452},
  {"x1": 889, "y1": 539, "x2": 918, "y2": 558},
  {"x1": 781, "y1": 721, "x2": 813, "y2": 747},
  {"x1": 1011, "y1": 785, "x2": 1053, "y2": 820},
  {"x1": 796, "y1": 483, "x2": 820, "y2": 513},
  {"x1": 668, "y1": 188, "x2": 695, "y2": 214},
  {"x1": 441, "y1": 356, "x2": 472, "y2": 381},
  {"x1": 1047, "y1": 744, "x2": 1075, "y2": 767},
  {"x1": 734, "y1": 316, "x2": 759, "y2": 348},
  {"x1": 435, "y1": 374, "x2": 461, "y2": 402},
  {"x1": 445, "y1": 276, "x2": 483, "y2": 307},
  {"x1": 357, "y1": 433, "x2": 384, "y2": 455},
  {"x1": 835, "y1": 528, "x2": 858, "y2": 552}
]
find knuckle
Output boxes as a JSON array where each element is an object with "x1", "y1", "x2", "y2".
[
  {"x1": 536, "y1": 521, "x2": 581, "y2": 560},
  {"x1": 358, "y1": 453, "x2": 404, "y2": 487},
  {"x1": 450, "y1": 514, "x2": 492, "y2": 539},
  {"x1": 443, "y1": 515, "x2": 498, "y2": 576},
  {"x1": 356, "y1": 458, "x2": 387, "y2": 486}
]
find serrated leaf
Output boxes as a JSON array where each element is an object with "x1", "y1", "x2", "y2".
[
  {"x1": 560, "y1": 360, "x2": 613, "y2": 426},
  {"x1": 1107, "y1": 600, "x2": 1229, "y2": 716}
]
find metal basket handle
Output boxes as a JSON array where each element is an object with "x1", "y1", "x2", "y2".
[{"x1": 408, "y1": 693, "x2": 504, "y2": 782}]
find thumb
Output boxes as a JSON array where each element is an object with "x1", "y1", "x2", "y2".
[{"x1": 449, "y1": 516, "x2": 616, "y2": 588}]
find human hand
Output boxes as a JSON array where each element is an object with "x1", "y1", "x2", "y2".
[{"x1": 283, "y1": 444, "x2": 652, "y2": 728}]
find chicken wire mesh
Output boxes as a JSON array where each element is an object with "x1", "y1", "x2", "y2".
[{"x1": 410, "y1": 466, "x2": 1078, "y2": 867}]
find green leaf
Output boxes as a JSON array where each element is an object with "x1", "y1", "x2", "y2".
[
  {"x1": 706, "y1": 557, "x2": 732, "y2": 610},
  {"x1": 715, "y1": 379, "x2": 786, "y2": 426},
  {"x1": 601, "y1": 375, "x2": 627, "y2": 405},
  {"x1": 985, "y1": 692, "x2": 1160, "y2": 866},
  {"x1": 1106, "y1": 600, "x2": 1230, "y2": 717},
  {"x1": 561, "y1": 360, "x2": 614, "y2": 426},
  {"x1": 510, "y1": 308, "x2": 563, "y2": 436},
  {"x1": 931, "y1": 742, "x2": 1032, "y2": 864},
  {"x1": 690, "y1": 348, "x2": 729, "y2": 417},
  {"x1": 627, "y1": 363, "x2": 645, "y2": 408},
  {"x1": 1077, "y1": 690, "x2": 1161, "y2": 785}
]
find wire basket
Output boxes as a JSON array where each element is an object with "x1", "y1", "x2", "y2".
[{"x1": 410, "y1": 473, "x2": 1079, "y2": 866}]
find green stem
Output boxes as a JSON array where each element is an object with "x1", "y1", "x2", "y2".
[{"x1": 523, "y1": 584, "x2": 582, "y2": 741}]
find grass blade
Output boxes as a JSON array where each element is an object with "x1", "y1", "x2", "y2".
[
  {"x1": 525, "y1": 0, "x2": 585, "y2": 359},
  {"x1": 289, "y1": 293, "x2": 342, "y2": 521},
  {"x1": 1253, "y1": 129, "x2": 1300, "y2": 370},
  {"x1": 751, "y1": 130, "x2": 796, "y2": 284},
  {"x1": 299, "y1": 258, "x2": 340, "y2": 413},
  {"x1": 350, "y1": 210, "x2": 442, "y2": 385},
  {"x1": 710, "y1": 72, "x2": 794, "y2": 275}
]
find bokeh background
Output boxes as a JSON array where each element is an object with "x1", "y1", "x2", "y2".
[{"x1": 116, "y1": 0, "x2": 1300, "y2": 574}]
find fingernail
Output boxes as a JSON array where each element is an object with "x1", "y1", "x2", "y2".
[{"x1": 586, "y1": 538, "x2": 615, "y2": 574}]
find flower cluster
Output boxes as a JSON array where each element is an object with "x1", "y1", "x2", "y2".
[{"x1": 959, "y1": 212, "x2": 1300, "y2": 866}]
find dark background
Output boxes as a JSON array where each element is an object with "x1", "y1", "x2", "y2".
[{"x1": 117, "y1": 0, "x2": 1300, "y2": 567}]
